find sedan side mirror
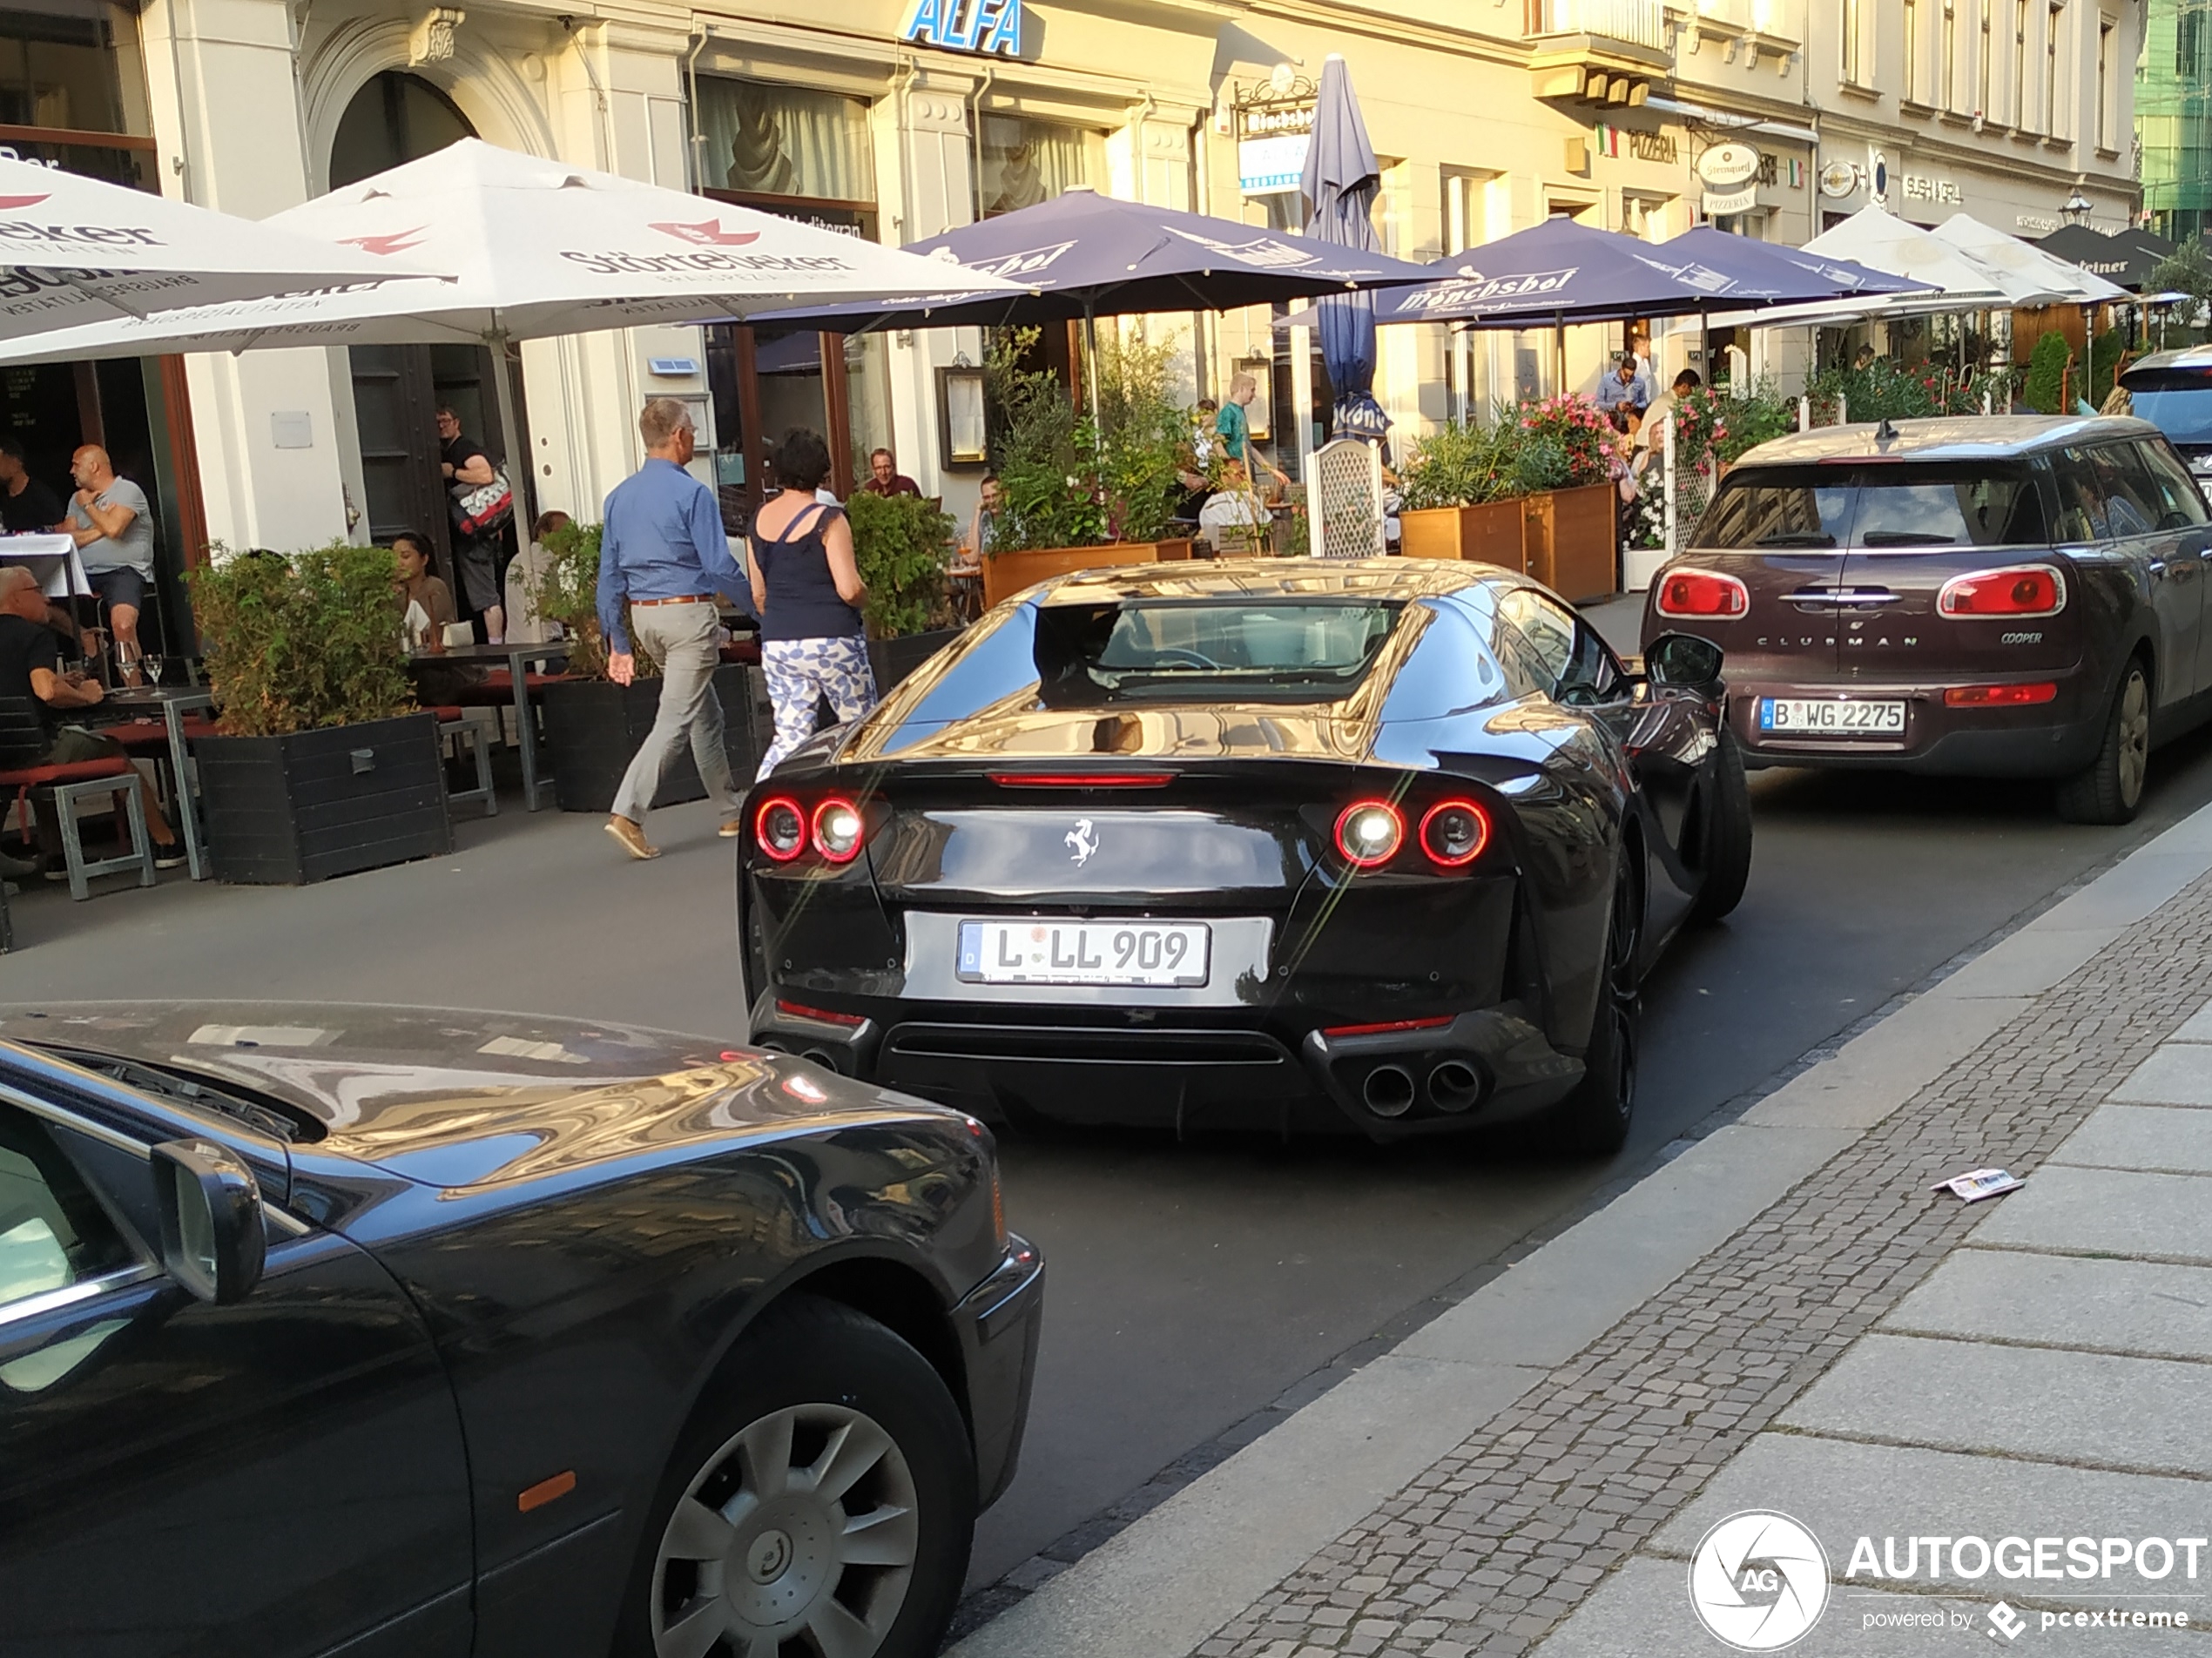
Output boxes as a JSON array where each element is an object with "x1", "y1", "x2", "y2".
[
  {"x1": 1646, "y1": 631, "x2": 1724, "y2": 692},
  {"x1": 152, "y1": 1139, "x2": 266, "y2": 1304}
]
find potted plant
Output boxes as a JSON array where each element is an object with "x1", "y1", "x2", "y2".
[
  {"x1": 1398, "y1": 394, "x2": 1622, "y2": 602},
  {"x1": 845, "y1": 489, "x2": 964, "y2": 691},
  {"x1": 528, "y1": 520, "x2": 764, "y2": 813},
  {"x1": 187, "y1": 541, "x2": 452, "y2": 884},
  {"x1": 980, "y1": 327, "x2": 1193, "y2": 606}
]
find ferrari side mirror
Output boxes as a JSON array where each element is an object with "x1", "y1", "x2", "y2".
[
  {"x1": 152, "y1": 1139, "x2": 266, "y2": 1305},
  {"x1": 1646, "y1": 632, "x2": 1724, "y2": 692}
]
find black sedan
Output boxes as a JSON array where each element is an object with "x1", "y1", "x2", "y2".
[
  {"x1": 0, "y1": 1003, "x2": 1042, "y2": 1658},
  {"x1": 739, "y1": 562, "x2": 1750, "y2": 1150}
]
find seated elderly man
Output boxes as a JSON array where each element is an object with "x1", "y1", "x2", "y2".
[{"x1": 0, "y1": 565, "x2": 182, "y2": 873}]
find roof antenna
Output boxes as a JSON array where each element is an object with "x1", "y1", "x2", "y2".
[{"x1": 1873, "y1": 416, "x2": 1899, "y2": 443}]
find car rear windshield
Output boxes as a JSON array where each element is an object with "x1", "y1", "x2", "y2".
[
  {"x1": 1035, "y1": 598, "x2": 1404, "y2": 705},
  {"x1": 2125, "y1": 388, "x2": 2212, "y2": 448},
  {"x1": 1696, "y1": 462, "x2": 2050, "y2": 550}
]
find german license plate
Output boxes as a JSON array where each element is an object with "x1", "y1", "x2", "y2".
[
  {"x1": 1759, "y1": 698, "x2": 1906, "y2": 735},
  {"x1": 957, "y1": 919, "x2": 1211, "y2": 987}
]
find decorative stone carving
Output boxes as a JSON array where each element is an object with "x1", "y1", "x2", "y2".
[{"x1": 408, "y1": 7, "x2": 463, "y2": 67}]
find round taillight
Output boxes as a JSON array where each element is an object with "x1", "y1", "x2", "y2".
[
  {"x1": 754, "y1": 797, "x2": 805, "y2": 862},
  {"x1": 1419, "y1": 799, "x2": 1490, "y2": 867},
  {"x1": 1334, "y1": 800, "x2": 1404, "y2": 868},
  {"x1": 812, "y1": 797, "x2": 865, "y2": 864},
  {"x1": 1655, "y1": 568, "x2": 1750, "y2": 619}
]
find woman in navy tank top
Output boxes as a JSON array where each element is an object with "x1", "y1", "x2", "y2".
[{"x1": 748, "y1": 428, "x2": 878, "y2": 777}]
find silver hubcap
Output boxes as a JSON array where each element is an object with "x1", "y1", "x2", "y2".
[
  {"x1": 2119, "y1": 671, "x2": 2150, "y2": 806},
  {"x1": 652, "y1": 1403, "x2": 919, "y2": 1658}
]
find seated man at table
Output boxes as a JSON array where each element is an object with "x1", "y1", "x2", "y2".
[
  {"x1": 63, "y1": 445, "x2": 157, "y2": 683},
  {"x1": 0, "y1": 567, "x2": 182, "y2": 872},
  {"x1": 1197, "y1": 460, "x2": 1270, "y2": 553}
]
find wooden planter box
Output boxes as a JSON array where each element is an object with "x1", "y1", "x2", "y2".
[
  {"x1": 981, "y1": 539, "x2": 1194, "y2": 608},
  {"x1": 1399, "y1": 502, "x2": 1528, "y2": 571},
  {"x1": 198, "y1": 712, "x2": 453, "y2": 886},
  {"x1": 867, "y1": 628, "x2": 964, "y2": 693},
  {"x1": 1399, "y1": 485, "x2": 1617, "y2": 603},
  {"x1": 542, "y1": 664, "x2": 765, "y2": 814}
]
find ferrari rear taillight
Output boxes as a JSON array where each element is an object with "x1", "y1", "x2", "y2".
[
  {"x1": 988, "y1": 772, "x2": 1174, "y2": 788},
  {"x1": 1334, "y1": 800, "x2": 1404, "y2": 868},
  {"x1": 1937, "y1": 563, "x2": 2066, "y2": 617},
  {"x1": 755, "y1": 797, "x2": 806, "y2": 861},
  {"x1": 1419, "y1": 799, "x2": 1491, "y2": 867},
  {"x1": 812, "y1": 797, "x2": 865, "y2": 863},
  {"x1": 1655, "y1": 568, "x2": 1750, "y2": 619}
]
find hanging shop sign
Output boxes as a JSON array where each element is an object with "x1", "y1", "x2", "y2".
[
  {"x1": 1818, "y1": 160, "x2": 1862, "y2": 199},
  {"x1": 1696, "y1": 141, "x2": 1760, "y2": 189},
  {"x1": 1703, "y1": 185, "x2": 1760, "y2": 217},
  {"x1": 900, "y1": 0, "x2": 1022, "y2": 57},
  {"x1": 1237, "y1": 100, "x2": 1314, "y2": 196}
]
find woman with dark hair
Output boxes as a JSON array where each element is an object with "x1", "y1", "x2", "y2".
[
  {"x1": 749, "y1": 428, "x2": 873, "y2": 777},
  {"x1": 391, "y1": 531, "x2": 455, "y2": 651}
]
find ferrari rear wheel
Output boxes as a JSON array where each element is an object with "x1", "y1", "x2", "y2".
[
  {"x1": 617, "y1": 1295, "x2": 975, "y2": 1658},
  {"x1": 1549, "y1": 863, "x2": 1642, "y2": 1156},
  {"x1": 1687, "y1": 728, "x2": 1752, "y2": 925}
]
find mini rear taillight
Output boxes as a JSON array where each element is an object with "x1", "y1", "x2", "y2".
[
  {"x1": 775, "y1": 999, "x2": 865, "y2": 1028},
  {"x1": 812, "y1": 797, "x2": 865, "y2": 863},
  {"x1": 1944, "y1": 682, "x2": 2060, "y2": 706},
  {"x1": 755, "y1": 797, "x2": 806, "y2": 861},
  {"x1": 1655, "y1": 568, "x2": 1750, "y2": 619},
  {"x1": 1333, "y1": 800, "x2": 1404, "y2": 868},
  {"x1": 1938, "y1": 564, "x2": 2066, "y2": 618},
  {"x1": 1322, "y1": 1015, "x2": 1455, "y2": 1038},
  {"x1": 1419, "y1": 799, "x2": 1490, "y2": 867}
]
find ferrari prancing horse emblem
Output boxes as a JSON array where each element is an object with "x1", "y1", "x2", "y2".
[{"x1": 1065, "y1": 818, "x2": 1099, "y2": 866}]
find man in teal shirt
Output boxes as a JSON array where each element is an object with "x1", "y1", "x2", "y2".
[{"x1": 1217, "y1": 372, "x2": 1290, "y2": 494}]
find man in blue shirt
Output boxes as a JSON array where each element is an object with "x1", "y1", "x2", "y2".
[
  {"x1": 1595, "y1": 354, "x2": 1650, "y2": 432},
  {"x1": 596, "y1": 398, "x2": 752, "y2": 859}
]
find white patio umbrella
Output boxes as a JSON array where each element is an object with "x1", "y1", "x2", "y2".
[
  {"x1": 0, "y1": 139, "x2": 1022, "y2": 509},
  {"x1": 1931, "y1": 213, "x2": 2129, "y2": 306},
  {"x1": 0, "y1": 154, "x2": 446, "y2": 340},
  {"x1": 1800, "y1": 207, "x2": 2030, "y2": 303}
]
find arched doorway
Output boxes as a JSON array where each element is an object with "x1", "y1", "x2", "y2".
[{"x1": 333, "y1": 71, "x2": 517, "y2": 621}]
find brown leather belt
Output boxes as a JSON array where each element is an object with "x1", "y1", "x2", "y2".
[{"x1": 630, "y1": 594, "x2": 716, "y2": 607}]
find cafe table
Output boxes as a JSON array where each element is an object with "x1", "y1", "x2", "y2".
[
  {"x1": 406, "y1": 640, "x2": 571, "y2": 812},
  {"x1": 80, "y1": 684, "x2": 217, "y2": 880}
]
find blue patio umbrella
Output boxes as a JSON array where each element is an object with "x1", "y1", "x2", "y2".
[
  {"x1": 1299, "y1": 54, "x2": 1390, "y2": 441},
  {"x1": 1654, "y1": 227, "x2": 1929, "y2": 302}
]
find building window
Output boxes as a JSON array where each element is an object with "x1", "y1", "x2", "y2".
[
  {"x1": 1991, "y1": 0, "x2": 2008, "y2": 119},
  {"x1": 2182, "y1": 8, "x2": 2207, "y2": 77},
  {"x1": 2047, "y1": 1, "x2": 2064, "y2": 135},
  {"x1": 1904, "y1": 0, "x2": 1919, "y2": 97},
  {"x1": 2096, "y1": 16, "x2": 2114, "y2": 147},
  {"x1": 1942, "y1": 0, "x2": 1959, "y2": 107},
  {"x1": 697, "y1": 78, "x2": 874, "y2": 203},
  {"x1": 1842, "y1": 0, "x2": 1864, "y2": 83},
  {"x1": 977, "y1": 116, "x2": 1103, "y2": 217}
]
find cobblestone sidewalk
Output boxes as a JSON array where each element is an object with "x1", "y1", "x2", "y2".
[{"x1": 1190, "y1": 865, "x2": 2212, "y2": 1658}]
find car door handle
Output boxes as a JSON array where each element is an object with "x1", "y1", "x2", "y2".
[{"x1": 2151, "y1": 560, "x2": 2168, "y2": 576}]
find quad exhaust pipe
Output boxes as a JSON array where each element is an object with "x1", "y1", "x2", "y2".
[{"x1": 1362, "y1": 1064, "x2": 1416, "y2": 1118}]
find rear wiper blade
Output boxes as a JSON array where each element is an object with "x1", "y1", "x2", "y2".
[
  {"x1": 1859, "y1": 530, "x2": 1958, "y2": 546},
  {"x1": 1752, "y1": 531, "x2": 1836, "y2": 547}
]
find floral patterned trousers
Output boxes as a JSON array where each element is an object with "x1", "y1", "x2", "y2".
[{"x1": 758, "y1": 635, "x2": 879, "y2": 778}]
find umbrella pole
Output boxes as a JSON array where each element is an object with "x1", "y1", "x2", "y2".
[
  {"x1": 490, "y1": 331, "x2": 536, "y2": 536},
  {"x1": 1083, "y1": 303, "x2": 1103, "y2": 435},
  {"x1": 1553, "y1": 315, "x2": 1565, "y2": 394}
]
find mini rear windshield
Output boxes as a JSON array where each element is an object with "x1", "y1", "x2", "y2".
[
  {"x1": 1035, "y1": 598, "x2": 1404, "y2": 705},
  {"x1": 2126, "y1": 388, "x2": 2212, "y2": 448},
  {"x1": 1696, "y1": 462, "x2": 2050, "y2": 550}
]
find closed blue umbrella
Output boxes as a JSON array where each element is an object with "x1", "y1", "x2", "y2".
[{"x1": 1299, "y1": 55, "x2": 1389, "y2": 440}]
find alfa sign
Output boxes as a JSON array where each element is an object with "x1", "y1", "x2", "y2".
[{"x1": 900, "y1": 0, "x2": 1022, "y2": 57}]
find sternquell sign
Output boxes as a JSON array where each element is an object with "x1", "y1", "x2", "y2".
[{"x1": 901, "y1": 0, "x2": 1022, "y2": 56}]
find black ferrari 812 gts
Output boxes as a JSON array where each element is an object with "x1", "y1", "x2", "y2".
[{"x1": 739, "y1": 563, "x2": 1750, "y2": 1151}]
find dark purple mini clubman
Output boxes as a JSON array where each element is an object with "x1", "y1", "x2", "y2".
[{"x1": 1642, "y1": 414, "x2": 2212, "y2": 822}]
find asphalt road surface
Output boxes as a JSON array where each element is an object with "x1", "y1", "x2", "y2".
[{"x1": 11, "y1": 617, "x2": 2212, "y2": 1593}]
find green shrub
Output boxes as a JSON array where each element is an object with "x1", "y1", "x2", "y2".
[
  {"x1": 2020, "y1": 331, "x2": 2074, "y2": 414},
  {"x1": 846, "y1": 489, "x2": 956, "y2": 637},
  {"x1": 1399, "y1": 420, "x2": 1514, "y2": 509},
  {"x1": 186, "y1": 541, "x2": 419, "y2": 737},
  {"x1": 532, "y1": 519, "x2": 612, "y2": 678}
]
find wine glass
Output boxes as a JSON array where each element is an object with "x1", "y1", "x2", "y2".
[{"x1": 138, "y1": 654, "x2": 163, "y2": 690}]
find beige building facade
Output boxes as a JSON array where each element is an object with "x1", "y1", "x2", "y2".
[{"x1": 38, "y1": 0, "x2": 2141, "y2": 582}]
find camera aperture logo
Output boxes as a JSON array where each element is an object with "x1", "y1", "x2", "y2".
[{"x1": 1689, "y1": 1511, "x2": 1831, "y2": 1651}]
